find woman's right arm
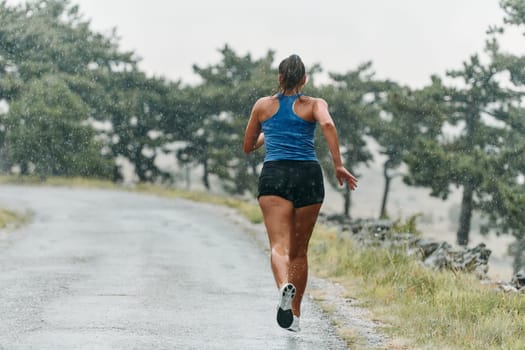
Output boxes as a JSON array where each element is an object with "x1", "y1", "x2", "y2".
[
  {"x1": 243, "y1": 99, "x2": 263, "y2": 154},
  {"x1": 313, "y1": 98, "x2": 358, "y2": 190}
]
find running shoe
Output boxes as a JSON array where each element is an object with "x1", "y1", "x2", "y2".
[
  {"x1": 287, "y1": 315, "x2": 300, "y2": 332},
  {"x1": 276, "y1": 283, "x2": 296, "y2": 329}
]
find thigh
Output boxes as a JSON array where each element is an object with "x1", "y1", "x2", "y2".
[
  {"x1": 291, "y1": 203, "x2": 322, "y2": 257},
  {"x1": 258, "y1": 195, "x2": 294, "y2": 249}
]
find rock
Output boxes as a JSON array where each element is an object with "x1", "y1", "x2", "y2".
[
  {"x1": 499, "y1": 283, "x2": 519, "y2": 293},
  {"x1": 412, "y1": 238, "x2": 440, "y2": 258},
  {"x1": 494, "y1": 269, "x2": 525, "y2": 293},
  {"x1": 322, "y1": 217, "x2": 493, "y2": 280},
  {"x1": 348, "y1": 219, "x2": 393, "y2": 238},
  {"x1": 418, "y1": 242, "x2": 492, "y2": 278},
  {"x1": 423, "y1": 242, "x2": 452, "y2": 270},
  {"x1": 511, "y1": 269, "x2": 525, "y2": 289}
]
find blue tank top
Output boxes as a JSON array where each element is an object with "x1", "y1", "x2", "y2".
[{"x1": 262, "y1": 94, "x2": 318, "y2": 162}]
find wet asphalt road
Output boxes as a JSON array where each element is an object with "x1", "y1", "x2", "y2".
[{"x1": 0, "y1": 186, "x2": 347, "y2": 350}]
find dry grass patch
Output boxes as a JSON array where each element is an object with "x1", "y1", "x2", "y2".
[
  {"x1": 0, "y1": 208, "x2": 29, "y2": 230},
  {"x1": 309, "y1": 225, "x2": 525, "y2": 350},
  {"x1": 0, "y1": 176, "x2": 264, "y2": 224}
]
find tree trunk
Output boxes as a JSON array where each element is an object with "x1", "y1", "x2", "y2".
[
  {"x1": 112, "y1": 165, "x2": 122, "y2": 182},
  {"x1": 513, "y1": 238, "x2": 525, "y2": 274},
  {"x1": 202, "y1": 159, "x2": 210, "y2": 190},
  {"x1": 457, "y1": 183, "x2": 474, "y2": 246},
  {"x1": 250, "y1": 160, "x2": 259, "y2": 178},
  {"x1": 343, "y1": 184, "x2": 351, "y2": 218},
  {"x1": 0, "y1": 143, "x2": 7, "y2": 172},
  {"x1": 20, "y1": 162, "x2": 28, "y2": 175},
  {"x1": 380, "y1": 162, "x2": 392, "y2": 219},
  {"x1": 134, "y1": 146, "x2": 148, "y2": 182},
  {"x1": 185, "y1": 166, "x2": 191, "y2": 190}
]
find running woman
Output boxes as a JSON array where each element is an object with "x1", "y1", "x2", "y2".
[{"x1": 243, "y1": 54, "x2": 358, "y2": 332}]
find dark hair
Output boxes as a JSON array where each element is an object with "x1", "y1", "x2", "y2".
[{"x1": 278, "y1": 54, "x2": 305, "y2": 93}]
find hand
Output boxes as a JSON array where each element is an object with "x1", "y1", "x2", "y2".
[
  {"x1": 253, "y1": 133, "x2": 265, "y2": 150},
  {"x1": 335, "y1": 166, "x2": 358, "y2": 190}
]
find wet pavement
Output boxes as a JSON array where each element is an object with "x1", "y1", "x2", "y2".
[{"x1": 0, "y1": 186, "x2": 347, "y2": 349}]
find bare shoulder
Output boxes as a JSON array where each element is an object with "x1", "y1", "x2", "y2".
[
  {"x1": 253, "y1": 95, "x2": 279, "y2": 121},
  {"x1": 312, "y1": 97, "x2": 328, "y2": 107},
  {"x1": 253, "y1": 95, "x2": 277, "y2": 109},
  {"x1": 299, "y1": 95, "x2": 327, "y2": 106},
  {"x1": 301, "y1": 96, "x2": 328, "y2": 113},
  {"x1": 307, "y1": 97, "x2": 331, "y2": 123}
]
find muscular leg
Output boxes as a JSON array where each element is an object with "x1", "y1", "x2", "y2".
[
  {"x1": 259, "y1": 195, "x2": 322, "y2": 318},
  {"x1": 289, "y1": 203, "x2": 322, "y2": 317},
  {"x1": 258, "y1": 195, "x2": 294, "y2": 289}
]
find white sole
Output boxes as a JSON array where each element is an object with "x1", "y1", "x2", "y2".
[
  {"x1": 287, "y1": 315, "x2": 300, "y2": 332},
  {"x1": 276, "y1": 283, "x2": 296, "y2": 329}
]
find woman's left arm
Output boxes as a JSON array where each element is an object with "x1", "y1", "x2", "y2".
[{"x1": 243, "y1": 100, "x2": 263, "y2": 154}]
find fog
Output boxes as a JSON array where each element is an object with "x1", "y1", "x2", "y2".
[{"x1": 7, "y1": 0, "x2": 521, "y2": 87}]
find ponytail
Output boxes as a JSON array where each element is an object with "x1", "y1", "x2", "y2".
[{"x1": 278, "y1": 54, "x2": 306, "y2": 94}]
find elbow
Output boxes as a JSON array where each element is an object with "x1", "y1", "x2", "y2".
[
  {"x1": 242, "y1": 144, "x2": 252, "y2": 154},
  {"x1": 320, "y1": 120, "x2": 336, "y2": 131}
]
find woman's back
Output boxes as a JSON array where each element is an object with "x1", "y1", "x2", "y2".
[{"x1": 261, "y1": 94, "x2": 317, "y2": 162}]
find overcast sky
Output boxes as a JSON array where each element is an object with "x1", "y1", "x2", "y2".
[{"x1": 8, "y1": 0, "x2": 524, "y2": 87}]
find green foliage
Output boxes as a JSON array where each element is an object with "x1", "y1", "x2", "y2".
[
  {"x1": 0, "y1": 0, "x2": 185, "y2": 182},
  {"x1": 178, "y1": 45, "x2": 274, "y2": 194},
  {"x1": 391, "y1": 213, "x2": 423, "y2": 236},
  {"x1": 481, "y1": 0, "x2": 525, "y2": 242},
  {"x1": 500, "y1": 0, "x2": 525, "y2": 27},
  {"x1": 0, "y1": 0, "x2": 134, "y2": 100},
  {"x1": 318, "y1": 62, "x2": 386, "y2": 216},
  {"x1": 372, "y1": 77, "x2": 449, "y2": 217},
  {"x1": 99, "y1": 71, "x2": 182, "y2": 182},
  {"x1": 404, "y1": 52, "x2": 524, "y2": 245},
  {"x1": 3, "y1": 76, "x2": 112, "y2": 177},
  {"x1": 319, "y1": 62, "x2": 380, "y2": 175}
]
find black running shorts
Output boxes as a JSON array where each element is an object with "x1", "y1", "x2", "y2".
[{"x1": 257, "y1": 160, "x2": 325, "y2": 208}]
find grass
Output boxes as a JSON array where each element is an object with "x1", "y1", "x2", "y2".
[
  {"x1": 0, "y1": 207, "x2": 30, "y2": 230},
  {"x1": 2, "y1": 175, "x2": 524, "y2": 349},
  {"x1": 132, "y1": 182, "x2": 264, "y2": 224},
  {"x1": 0, "y1": 175, "x2": 264, "y2": 224},
  {"x1": 309, "y1": 227, "x2": 525, "y2": 350}
]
